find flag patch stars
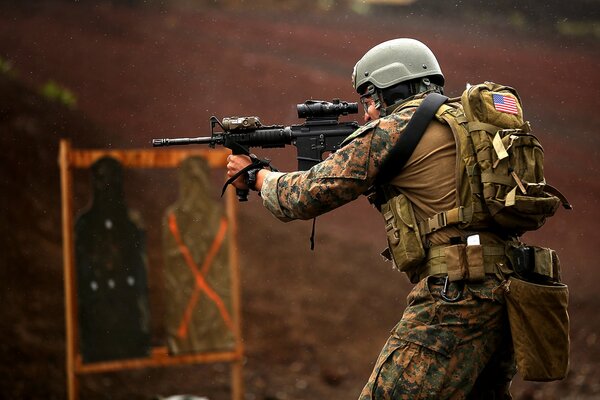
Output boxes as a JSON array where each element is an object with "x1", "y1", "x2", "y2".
[{"x1": 492, "y1": 93, "x2": 519, "y2": 115}]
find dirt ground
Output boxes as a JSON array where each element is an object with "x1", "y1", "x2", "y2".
[{"x1": 1, "y1": 1, "x2": 599, "y2": 399}]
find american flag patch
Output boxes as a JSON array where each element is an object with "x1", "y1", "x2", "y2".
[{"x1": 492, "y1": 93, "x2": 519, "y2": 115}]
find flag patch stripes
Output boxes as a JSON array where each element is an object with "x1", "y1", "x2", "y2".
[{"x1": 492, "y1": 93, "x2": 519, "y2": 115}]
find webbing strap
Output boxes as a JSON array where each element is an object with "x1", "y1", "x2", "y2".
[
  {"x1": 418, "y1": 206, "x2": 469, "y2": 235},
  {"x1": 221, "y1": 154, "x2": 276, "y2": 198},
  {"x1": 544, "y1": 183, "x2": 573, "y2": 210},
  {"x1": 374, "y1": 93, "x2": 449, "y2": 186},
  {"x1": 426, "y1": 244, "x2": 506, "y2": 260},
  {"x1": 481, "y1": 171, "x2": 515, "y2": 186},
  {"x1": 467, "y1": 121, "x2": 500, "y2": 134},
  {"x1": 420, "y1": 261, "x2": 498, "y2": 281},
  {"x1": 419, "y1": 244, "x2": 507, "y2": 280}
]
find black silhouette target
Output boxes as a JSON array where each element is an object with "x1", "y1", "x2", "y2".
[{"x1": 74, "y1": 157, "x2": 151, "y2": 363}]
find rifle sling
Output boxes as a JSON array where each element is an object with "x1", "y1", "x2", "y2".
[
  {"x1": 374, "y1": 93, "x2": 448, "y2": 186},
  {"x1": 221, "y1": 155, "x2": 276, "y2": 197}
]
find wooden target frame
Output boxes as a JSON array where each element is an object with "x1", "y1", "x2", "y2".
[{"x1": 59, "y1": 139, "x2": 244, "y2": 400}]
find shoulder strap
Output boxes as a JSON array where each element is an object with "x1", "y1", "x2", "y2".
[{"x1": 374, "y1": 93, "x2": 448, "y2": 186}]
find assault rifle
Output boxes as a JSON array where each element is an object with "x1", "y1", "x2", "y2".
[{"x1": 152, "y1": 99, "x2": 360, "y2": 201}]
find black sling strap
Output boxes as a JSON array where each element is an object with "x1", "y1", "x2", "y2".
[{"x1": 374, "y1": 93, "x2": 448, "y2": 186}]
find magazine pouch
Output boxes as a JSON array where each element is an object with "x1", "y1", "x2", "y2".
[{"x1": 380, "y1": 193, "x2": 426, "y2": 283}]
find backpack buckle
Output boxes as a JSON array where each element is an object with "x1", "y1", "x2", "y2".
[{"x1": 428, "y1": 212, "x2": 446, "y2": 233}]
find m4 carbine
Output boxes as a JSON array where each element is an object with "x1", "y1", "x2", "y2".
[{"x1": 152, "y1": 99, "x2": 360, "y2": 201}]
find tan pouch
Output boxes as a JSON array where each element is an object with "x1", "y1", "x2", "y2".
[
  {"x1": 532, "y1": 246, "x2": 562, "y2": 281},
  {"x1": 506, "y1": 243, "x2": 562, "y2": 282},
  {"x1": 381, "y1": 193, "x2": 425, "y2": 282},
  {"x1": 504, "y1": 277, "x2": 569, "y2": 381},
  {"x1": 444, "y1": 244, "x2": 466, "y2": 281},
  {"x1": 444, "y1": 244, "x2": 485, "y2": 282}
]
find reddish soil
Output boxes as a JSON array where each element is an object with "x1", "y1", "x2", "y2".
[{"x1": 1, "y1": 2, "x2": 599, "y2": 399}]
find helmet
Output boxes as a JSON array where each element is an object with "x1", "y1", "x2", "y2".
[{"x1": 352, "y1": 38, "x2": 444, "y2": 94}]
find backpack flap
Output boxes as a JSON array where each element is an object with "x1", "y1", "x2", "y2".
[
  {"x1": 462, "y1": 82, "x2": 524, "y2": 128},
  {"x1": 459, "y1": 82, "x2": 565, "y2": 234}
]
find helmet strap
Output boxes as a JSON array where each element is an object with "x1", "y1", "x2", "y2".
[
  {"x1": 416, "y1": 78, "x2": 444, "y2": 96},
  {"x1": 361, "y1": 84, "x2": 387, "y2": 117},
  {"x1": 364, "y1": 78, "x2": 444, "y2": 118},
  {"x1": 374, "y1": 89, "x2": 386, "y2": 117},
  {"x1": 382, "y1": 78, "x2": 445, "y2": 115}
]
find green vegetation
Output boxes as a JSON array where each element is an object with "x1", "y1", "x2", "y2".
[
  {"x1": 1, "y1": 56, "x2": 78, "y2": 108},
  {"x1": 40, "y1": 80, "x2": 77, "y2": 109},
  {"x1": 0, "y1": 56, "x2": 15, "y2": 77},
  {"x1": 557, "y1": 20, "x2": 600, "y2": 39}
]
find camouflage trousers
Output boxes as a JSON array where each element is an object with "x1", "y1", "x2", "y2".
[{"x1": 359, "y1": 276, "x2": 516, "y2": 400}]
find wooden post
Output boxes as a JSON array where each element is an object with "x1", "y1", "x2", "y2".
[
  {"x1": 226, "y1": 187, "x2": 244, "y2": 400},
  {"x1": 59, "y1": 139, "x2": 79, "y2": 400}
]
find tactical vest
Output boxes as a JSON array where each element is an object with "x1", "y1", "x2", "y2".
[{"x1": 379, "y1": 82, "x2": 570, "y2": 283}]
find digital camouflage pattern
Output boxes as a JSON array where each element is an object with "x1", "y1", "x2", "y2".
[
  {"x1": 260, "y1": 98, "x2": 517, "y2": 398},
  {"x1": 261, "y1": 107, "x2": 413, "y2": 221},
  {"x1": 359, "y1": 277, "x2": 515, "y2": 399}
]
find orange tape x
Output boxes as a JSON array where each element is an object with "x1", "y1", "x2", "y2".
[{"x1": 168, "y1": 212, "x2": 233, "y2": 340}]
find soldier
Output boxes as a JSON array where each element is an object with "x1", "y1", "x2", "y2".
[{"x1": 226, "y1": 38, "x2": 516, "y2": 399}]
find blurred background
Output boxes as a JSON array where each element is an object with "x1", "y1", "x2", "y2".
[{"x1": 1, "y1": 0, "x2": 598, "y2": 399}]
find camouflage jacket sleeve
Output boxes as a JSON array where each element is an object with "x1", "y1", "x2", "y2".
[{"x1": 261, "y1": 108, "x2": 415, "y2": 221}]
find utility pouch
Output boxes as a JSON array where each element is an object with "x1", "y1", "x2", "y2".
[
  {"x1": 503, "y1": 277, "x2": 569, "y2": 381},
  {"x1": 444, "y1": 245, "x2": 466, "y2": 281},
  {"x1": 380, "y1": 193, "x2": 425, "y2": 282},
  {"x1": 444, "y1": 244, "x2": 485, "y2": 282},
  {"x1": 533, "y1": 246, "x2": 562, "y2": 282},
  {"x1": 466, "y1": 244, "x2": 485, "y2": 281},
  {"x1": 507, "y1": 244, "x2": 561, "y2": 282},
  {"x1": 507, "y1": 245, "x2": 536, "y2": 278}
]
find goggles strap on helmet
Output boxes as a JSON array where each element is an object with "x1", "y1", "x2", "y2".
[
  {"x1": 381, "y1": 78, "x2": 445, "y2": 115},
  {"x1": 374, "y1": 89, "x2": 386, "y2": 117},
  {"x1": 360, "y1": 84, "x2": 387, "y2": 116}
]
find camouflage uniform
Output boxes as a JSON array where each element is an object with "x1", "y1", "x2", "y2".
[
  {"x1": 260, "y1": 103, "x2": 516, "y2": 399},
  {"x1": 358, "y1": 276, "x2": 515, "y2": 400}
]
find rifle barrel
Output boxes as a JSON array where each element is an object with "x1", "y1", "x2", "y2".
[{"x1": 152, "y1": 137, "x2": 214, "y2": 147}]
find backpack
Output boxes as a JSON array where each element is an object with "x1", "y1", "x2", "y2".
[{"x1": 417, "y1": 82, "x2": 571, "y2": 236}]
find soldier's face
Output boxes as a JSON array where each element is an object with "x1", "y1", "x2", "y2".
[{"x1": 361, "y1": 95, "x2": 381, "y2": 123}]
